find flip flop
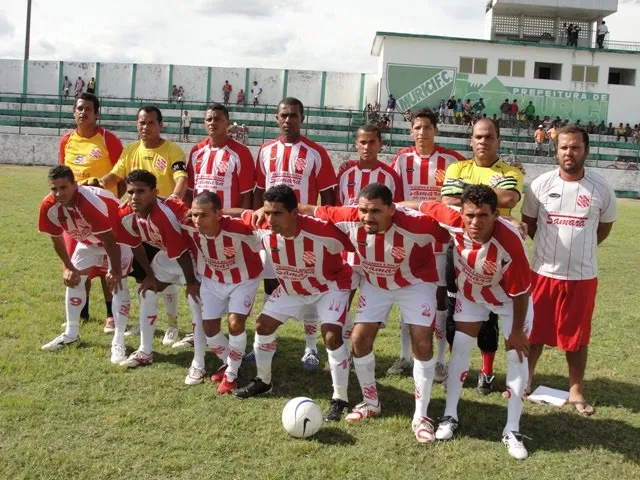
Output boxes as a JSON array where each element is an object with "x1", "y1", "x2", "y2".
[{"x1": 568, "y1": 400, "x2": 596, "y2": 416}]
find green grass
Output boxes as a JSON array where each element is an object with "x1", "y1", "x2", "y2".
[{"x1": 1, "y1": 165, "x2": 639, "y2": 479}]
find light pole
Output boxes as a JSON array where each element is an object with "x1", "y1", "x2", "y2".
[{"x1": 21, "y1": 0, "x2": 32, "y2": 99}]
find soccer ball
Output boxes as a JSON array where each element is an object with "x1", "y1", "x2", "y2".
[{"x1": 281, "y1": 397, "x2": 323, "y2": 438}]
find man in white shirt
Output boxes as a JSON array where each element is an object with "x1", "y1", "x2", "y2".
[
  {"x1": 251, "y1": 81, "x2": 263, "y2": 106},
  {"x1": 522, "y1": 124, "x2": 616, "y2": 416},
  {"x1": 597, "y1": 21, "x2": 608, "y2": 49},
  {"x1": 181, "y1": 110, "x2": 191, "y2": 142}
]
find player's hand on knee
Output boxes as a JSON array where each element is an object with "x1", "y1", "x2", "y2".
[
  {"x1": 63, "y1": 267, "x2": 81, "y2": 288},
  {"x1": 106, "y1": 269, "x2": 122, "y2": 293},
  {"x1": 138, "y1": 275, "x2": 159, "y2": 297},
  {"x1": 506, "y1": 330, "x2": 530, "y2": 363},
  {"x1": 186, "y1": 282, "x2": 202, "y2": 303}
]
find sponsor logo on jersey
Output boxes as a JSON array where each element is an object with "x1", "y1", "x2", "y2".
[
  {"x1": 546, "y1": 213, "x2": 587, "y2": 227},
  {"x1": 549, "y1": 192, "x2": 561, "y2": 199},
  {"x1": 154, "y1": 157, "x2": 167, "y2": 171},
  {"x1": 576, "y1": 195, "x2": 591, "y2": 208},
  {"x1": 75, "y1": 155, "x2": 86, "y2": 165}
]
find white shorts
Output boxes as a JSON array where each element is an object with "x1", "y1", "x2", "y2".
[
  {"x1": 151, "y1": 250, "x2": 199, "y2": 285},
  {"x1": 453, "y1": 294, "x2": 534, "y2": 339},
  {"x1": 262, "y1": 286, "x2": 349, "y2": 326},
  {"x1": 355, "y1": 282, "x2": 437, "y2": 328},
  {"x1": 435, "y1": 253, "x2": 447, "y2": 288},
  {"x1": 200, "y1": 277, "x2": 260, "y2": 319},
  {"x1": 72, "y1": 243, "x2": 133, "y2": 275},
  {"x1": 259, "y1": 249, "x2": 276, "y2": 280}
]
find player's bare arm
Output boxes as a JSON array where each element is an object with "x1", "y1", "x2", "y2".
[
  {"x1": 251, "y1": 204, "x2": 316, "y2": 226},
  {"x1": 252, "y1": 188, "x2": 265, "y2": 210},
  {"x1": 96, "y1": 230, "x2": 122, "y2": 293},
  {"x1": 597, "y1": 222, "x2": 614, "y2": 245},
  {"x1": 100, "y1": 172, "x2": 123, "y2": 192},
  {"x1": 50, "y1": 236, "x2": 81, "y2": 288},
  {"x1": 521, "y1": 214, "x2": 538, "y2": 240},
  {"x1": 506, "y1": 292, "x2": 530, "y2": 363},
  {"x1": 176, "y1": 251, "x2": 200, "y2": 302},
  {"x1": 171, "y1": 176, "x2": 188, "y2": 199},
  {"x1": 239, "y1": 191, "x2": 253, "y2": 209},
  {"x1": 443, "y1": 187, "x2": 518, "y2": 209},
  {"x1": 221, "y1": 207, "x2": 247, "y2": 218}
]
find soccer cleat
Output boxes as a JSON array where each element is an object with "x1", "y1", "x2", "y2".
[
  {"x1": 502, "y1": 431, "x2": 529, "y2": 460},
  {"x1": 172, "y1": 333, "x2": 194, "y2": 350},
  {"x1": 324, "y1": 399, "x2": 350, "y2": 422},
  {"x1": 209, "y1": 364, "x2": 228, "y2": 383},
  {"x1": 435, "y1": 416, "x2": 459, "y2": 441},
  {"x1": 477, "y1": 373, "x2": 495, "y2": 395},
  {"x1": 243, "y1": 350, "x2": 256, "y2": 362},
  {"x1": 124, "y1": 324, "x2": 140, "y2": 337},
  {"x1": 386, "y1": 357, "x2": 413, "y2": 376},
  {"x1": 412, "y1": 416, "x2": 436, "y2": 444},
  {"x1": 119, "y1": 350, "x2": 153, "y2": 368},
  {"x1": 345, "y1": 401, "x2": 381, "y2": 423},
  {"x1": 301, "y1": 350, "x2": 320, "y2": 373},
  {"x1": 41, "y1": 333, "x2": 80, "y2": 351},
  {"x1": 184, "y1": 366, "x2": 206, "y2": 386},
  {"x1": 434, "y1": 362, "x2": 448, "y2": 383},
  {"x1": 162, "y1": 326, "x2": 180, "y2": 346},
  {"x1": 217, "y1": 377, "x2": 237, "y2": 395},
  {"x1": 103, "y1": 316, "x2": 115, "y2": 334},
  {"x1": 233, "y1": 378, "x2": 273, "y2": 399},
  {"x1": 110, "y1": 344, "x2": 127, "y2": 364}
]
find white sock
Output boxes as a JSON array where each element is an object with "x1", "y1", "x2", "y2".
[
  {"x1": 413, "y1": 358, "x2": 436, "y2": 421},
  {"x1": 504, "y1": 349, "x2": 529, "y2": 435},
  {"x1": 111, "y1": 279, "x2": 130, "y2": 348},
  {"x1": 163, "y1": 284, "x2": 179, "y2": 327},
  {"x1": 225, "y1": 331, "x2": 247, "y2": 381},
  {"x1": 139, "y1": 290, "x2": 159, "y2": 355},
  {"x1": 435, "y1": 310, "x2": 448, "y2": 364},
  {"x1": 303, "y1": 318, "x2": 318, "y2": 353},
  {"x1": 190, "y1": 298, "x2": 207, "y2": 369},
  {"x1": 443, "y1": 331, "x2": 475, "y2": 420},
  {"x1": 353, "y1": 352, "x2": 379, "y2": 407},
  {"x1": 327, "y1": 344, "x2": 350, "y2": 402},
  {"x1": 206, "y1": 331, "x2": 229, "y2": 363},
  {"x1": 343, "y1": 313, "x2": 354, "y2": 352},
  {"x1": 254, "y1": 333, "x2": 276, "y2": 384},
  {"x1": 64, "y1": 275, "x2": 88, "y2": 338},
  {"x1": 399, "y1": 317, "x2": 411, "y2": 360}
]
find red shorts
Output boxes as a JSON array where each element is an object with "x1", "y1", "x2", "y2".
[
  {"x1": 63, "y1": 233, "x2": 107, "y2": 280},
  {"x1": 530, "y1": 272, "x2": 598, "y2": 351}
]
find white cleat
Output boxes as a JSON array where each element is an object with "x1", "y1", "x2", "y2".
[
  {"x1": 184, "y1": 366, "x2": 206, "y2": 386},
  {"x1": 412, "y1": 416, "x2": 436, "y2": 444},
  {"x1": 502, "y1": 431, "x2": 529, "y2": 460},
  {"x1": 434, "y1": 362, "x2": 448, "y2": 383},
  {"x1": 172, "y1": 333, "x2": 194, "y2": 350},
  {"x1": 345, "y1": 401, "x2": 381, "y2": 423},
  {"x1": 162, "y1": 326, "x2": 180, "y2": 346},
  {"x1": 386, "y1": 357, "x2": 413, "y2": 376},
  {"x1": 110, "y1": 344, "x2": 127, "y2": 364},
  {"x1": 41, "y1": 334, "x2": 80, "y2": 351},
  {"x1": 119, "y1": 350, "x2": 153, "y2": 368},
  {"x1": 124, "y1": 325, "x2": 140, "y2": 337},
  {"x1": 435, "y1": 416, "x2": 459, "y2": 441}
]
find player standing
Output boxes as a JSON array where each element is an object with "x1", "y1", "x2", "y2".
[
  {"x1": 39, "y1": 166, "x2": 132, "y2": 364},
  {"x1": 390, "y1": 109, "x2": 465, "y2": 379},
  {"x1": 522, "y1": 125, "x2": 616, "y2": 416},
  {"x1": 252, "y1": 97, "x2": 338, "y2": 371}
]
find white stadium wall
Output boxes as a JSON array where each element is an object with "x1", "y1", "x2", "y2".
[
  {"x1": 62, "y1": 62, "x2": 96, "y2": 93},
  {"x1": 324, "y1": 72, "x2": 362, "y2": 110},
  {"x1": 134, "y1": 64, "x2": 170, "y2": 101},
  {"x1": 250, "y1": 68, "x2": 284, "y2": 106},
  {"x1": 27, "y1": 61, "x2": 59, "y2": 96},
  {"x1": 99, "y1": 63, "x2": 133, "y2": 98},
  {"x1": 286, "y1": 70, "x2": 323, "y2": 107},
  {"x1": 0, "y1": 60, "x2": 23, "y2": 93},
  {"x1": 210, "y1": 68, "x2": 246, "y2": 104},
  {"x1": 172, "y1": 65, "x2": 208, "y2": 103}
]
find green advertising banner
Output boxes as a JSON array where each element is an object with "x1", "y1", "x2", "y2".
[{"x1": 387, "y1": 63, "x2": 610, "y2": 123}]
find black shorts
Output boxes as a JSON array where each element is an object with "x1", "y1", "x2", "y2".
[
  {"x1": 129, "y1": 243, "x2": 160, "y2": 283},
  {"x1": 183, "y1": 126, "x2": 190, "y2": 134}
]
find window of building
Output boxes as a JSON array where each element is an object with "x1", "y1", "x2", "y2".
[
  {"x1": 571, "y1": 65, "x2": 599, "y2": 83},
  {"x1": 608, "y1": 68, "x2": 636, "y2": 86},
  {"x1": 534, "y1": 62, "x2": 562, "y2": 80},
  {"x1": 498, "y1": 59, "x2": 525, "y2": 77},
  {"x1": 460, "y1": 57, "x2": 488, "y2": 75}
]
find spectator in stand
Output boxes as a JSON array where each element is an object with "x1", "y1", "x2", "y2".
[
  {"x1": 446, "y1": 96, "x2": 456, "y2": 124},
  {"x1": 509, "y1": 99, "x2": 519, "y2": 125},
  {"x1": 62, "y1": 76, "x2": 72, "y2": 99},
  {"x1": 177, "y1": 86, "x2": 185, "y2": 103},
  {"x1": 633, "y1": 125, "x2": 640, "y2": 144},
  {"x1": 625, "y1": 123, "x2": 632, "y2": 140},
  {"x1": 181, "y1": 110, "x2": 191, "y2": 142},
  {"x1": 597, "y1": 120, "x2": 606, "y2": 134},
  {"x1": 455, "y1": 98, "x2": 464, "y2": 125},
  {"x1": 547, "y1": 123, "x2": 558, "y2": 156},
  {"x1": 170, "y1": 85, "x2": 179, "y2": 103},
  {"x1": 386, "y1": 94, "x2": 397, "y2": 115},
  {"x1": 534, "y1": 125, "x2": 548, "y2": 155},
  {"x1": 564, "y1": 23, "x2": 574, "y2": 46},
  {"x1": 525, "y1": 101, "x2": 536, "y2": 125},
  {"x1": 251, "y1": 81, "x2": 263, "y2": 106},
  {"x1": 379, "y1": 114, "x2": 391, "y2": 129},
  {"x1": 472, "y1": 97, "x2": 486, "y2": 119},
  {"x1": 87, "y1": 77, "x2": 96, "y2": 94},
  {"x1": 597, "y1": 21, "x2": 608, "y2": 49},
  {"x1": 237, "y1": 89, "x2": 245, "y2": 105},
  {"x1": 500, "y1": 99, "x2": 510, "y2": 126},
  {"x1": 222, "y1": 80, "x2": 233, "y2": 105},
  {"x1": 586, "y1": 121, "x2": 596, "y2": 134},
  {"x1": 74, "y1": 76, "x2": 85, "y2": 98},
  {"x1": 615, "y1": 122, "x2": 628, "y2": 142},
  {"x1": 438, "y1": 99, "x2": 446, "y2": 122},
  {"x1": 542, "y1": 116, "x2": 551, "y2": 129},
  {"x1": 606, "y1": 122, "x2": 614, "y2": 136},
  {"x1": 575, "y1": 120, "x2": 581, "y2": 127},
  {"x1": 403, "y1": 109, "x2": 413, "y2": 122}
]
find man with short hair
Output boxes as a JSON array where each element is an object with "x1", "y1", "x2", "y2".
[
  {"x1": 87, "y1": 77, "x2": 96, "y2": 94},
  {"x1": 500, "y1": 99, "x2": 510, "y2": 126},
  {"x1": 391, "y1": 109, "x2": 465, "y2": 380},
  {"x1": 74, "y1": 76, "x2": 85, "y2": 98},
  {"x1": 222, "y1": 80, "x2": 233, "y2": 105},
  {"x1": 522, "y1": 124, "x2": 616, "y2": 416},
  {"x1": 547, "y1": 123, "x2": 558, "y2": 156},
  {"x1": 509, "y1": 100, "x2": 518, "y2": 125},
  {"x1": 181, "y1": 111, "x2": 191, "y2": 142},
  {"x1": 455, "y1": 98, "x2": 464, "y2": 124},
  {"x1": 442, "y1": 118, "x2": 524, "y2": 395},
  {"x1": 253, "y1": 97, "x2": 338, "y2": 371},
  {"x1": 472, "y1": 98, "x2": 486, "y2": 120},
  {"x1": 38, "y1": 166, "x2": 132, "y2": 365},
  {"x1": 534, "y1": 125, "x2": 547, "y2": 155},
  {"x1": 386, "y1": 94, "x2": 396, "y2": 115},
  {"x1": 62, "y1": 76, "x2": 72, "y2": 99},
  {"x1": 251, "y1": 81, "x2": 262, "y2": 106},
  {"x1": 446, "y1": 96, "x2": 456, "y2": 124},
  {"x1": 597, "y1": 21, "x2": 608, "y2": 49},
  {"x1": 525, "y1": 102, "x2": 536, "y2": 125}
]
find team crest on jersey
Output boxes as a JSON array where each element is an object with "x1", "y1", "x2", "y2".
[
  {"x1": 357, "y1": 295, "x2": 367, "y2": 309},
  {"x1": 90, "y1": 148, "x2": 102, "y2": 159},
  {"x1": 391, "y1": 246, "x2": 406, "y2": 261},
  {"x1": 75, "y1": 155, "x2": 86, "y2": 165},
  {"x1": 489, "y1": 174, "x2": 504, "y2": 187},
  {"x1": 434, "y1": 169, "x2": 446, "y2": 183},
  {"x1": 223, "y1": 246, "x2": 236, "y2": 259},
  {"x1": 243, "y1": 295, "x2": 252, "y2": 308},
  {"x1": 482, "y1": 260, "x2": 498, "y2": 275},
  {"x1": 217, "y1": 158, "x2": 230, "y2": 175},
  {"x1": 576, "y1": 195, "x2": 591, "y2": 208},
  {"x1": 294, "y1": 156, "x2": 307, "y2": 172},
  {"x1": 302, "y1": 251, "x2": 316, "y2": 266},
  {"x1": 154, "y1": 156, "x2": 167, "y2": 171}
]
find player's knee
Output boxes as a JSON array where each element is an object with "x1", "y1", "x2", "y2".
[
  {"x1": 203, "y1": 319, "x2": 221, "y2": 336},
  {"x1": 412, "y1": 338, "x2": 433, "y2": 361},
  {"x1": 322, "y1": 325, "x2": 344, "y2": 350},
  {"x1": 228, "y1": 315, "x2": 246, "y2": 335},
  {"x1": 256, "y1": 315, "x2": 279, "y2": 335}
]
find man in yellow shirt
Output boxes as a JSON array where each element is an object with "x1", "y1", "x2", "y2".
[
  {"x1": 441, "y1": 118, "x2": 524, "y2": 396},
  {"x1": 533, "y1": 125, "x2": 548, "y2": 156},
  {"x1": 101, "y1": 106, "x2": 188, "y2": 345}
]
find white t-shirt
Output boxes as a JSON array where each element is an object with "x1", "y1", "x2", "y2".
[
  {"x1": 251, "y1": 84, "x2": 262, "y2": 97},
  {"x1": 599, "y1": 24, "x2": 609, "y2": 35},
  {"x1": 522, "y1": 168, "x2": 617, "y2": 281},
  {"x1": 182, "y1": 114, "x2": 191, "y2": 128}
]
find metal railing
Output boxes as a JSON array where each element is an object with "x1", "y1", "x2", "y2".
[{"x1": 495, "y1": 27, "x2": 640, "y2": 52}]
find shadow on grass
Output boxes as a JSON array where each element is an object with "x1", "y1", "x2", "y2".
[{"x1": 313, "y1": 426, "x2": 358, "y2": 446}]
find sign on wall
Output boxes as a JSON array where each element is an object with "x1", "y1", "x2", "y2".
[{"x1": 387, "y1": 63, "x2": 610, "y2": 123}]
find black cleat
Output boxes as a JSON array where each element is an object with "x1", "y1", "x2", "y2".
[
  {"x1": 324, "y1": 399, "x2": 350, "y2": 422},
  {"x1": 233, "y1": 378, "x2": 273, "y2": 399},
  {"x1": 477, "y1": 373, "x2": 495, "y2": 395}
]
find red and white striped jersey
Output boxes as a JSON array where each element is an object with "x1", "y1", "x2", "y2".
[
  {"x1": 39, "y1": 186, "x2": 119, "y2": 247},
  {"x1": 255, "y1": 136, "x2": 337, "y2": 205},
  {"x1": 419, "y1": 201, "x2": 531, "y2": 307},
  {"x1": 241, "y1": 211, "x2": 353, "y2": 295},
  {"x1": 335, "y1": 160, "x2": 404, "y2": 206},
  {"x1": 314, "y1": 206, "x2": 450, "y2": 290},
  {"x1": 181, "y1": 216, "x2": 263, "y2": 284},
  {"x1": 522, "y1": 168, "x2": 617, "y2": 280},
  {"x1": 391, "y1": 145, "x2": 465, "y2": 202},
  {"x1": 187, "y1": 138, "x2": 255, "y2": 208},
  {"x1": 118, "y1": 198, "x2": 189, "y2": 259}
]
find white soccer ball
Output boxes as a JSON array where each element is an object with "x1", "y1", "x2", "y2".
[{"x1": 281, "y1": 397, "x2": 323, "y2": 438}]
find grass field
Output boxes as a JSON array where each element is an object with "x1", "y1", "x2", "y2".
[{"x1": 1, "y1": 165, "x2": 639, "y2": 479}]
